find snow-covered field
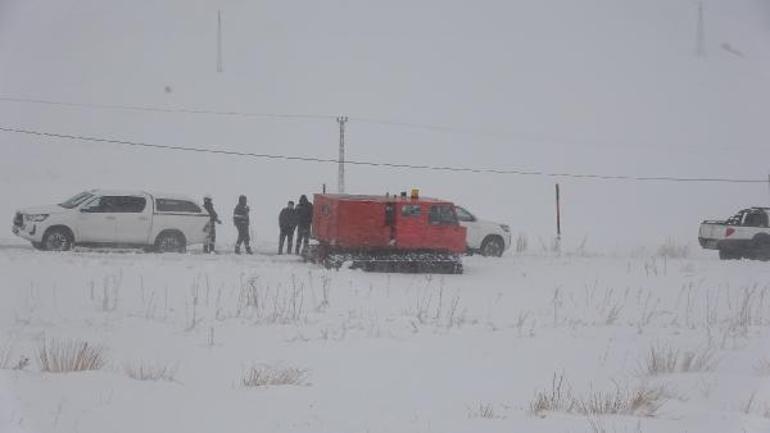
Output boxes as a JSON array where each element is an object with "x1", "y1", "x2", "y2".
[
  {"x1": 1, "y1": 247, "x2": 769, "y2": 433},
  {"x1": 2, "y1": 0, "x2": 770, "y2": 431}
]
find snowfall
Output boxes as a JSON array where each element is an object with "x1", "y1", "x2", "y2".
[
  {"x1": 3, "y1": 0, "x2": 770, "y2": 431},
  {"x1": 0, "y1": 244, "x2": 768, "y2": 433}
]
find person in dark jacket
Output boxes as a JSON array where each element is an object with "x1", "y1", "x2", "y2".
[
  {"x1": 295, "y1": 194, "x2": 313, "y2": 254},
  {"x1": 278, "y1": 201, "x2": 297, "y2": 255},
  {"x1": 202, "y1": 195, "x2": 222, "y2": 254},
  {"x1": 233, "y1": 195, "x2": 252, "y2": 254}
]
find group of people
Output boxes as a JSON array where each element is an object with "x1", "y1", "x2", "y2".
[{"x1": 201, "y1": 194, "x2": 313, "y2": 255}]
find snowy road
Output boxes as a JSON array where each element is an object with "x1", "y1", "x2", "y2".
[{"x1": 1, "y1": 248, "x2": 769, "y2": 433}]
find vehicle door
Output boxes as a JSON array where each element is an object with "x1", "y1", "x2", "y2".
[
  {"x1": 427, "y1": 204, "x2": 465, "y2": 251},
  {"x1": 76, "y1": 196, "x2": 121, "y2": 243},
  {"x1": 396, "y1": 203, "x2": 426, "y2": 249},
  {"x1": 727, "y1": 209, "x2": 761, "y2": 239},
  {"x1": 112, "y1": 195, "x2": 152, "y2": 244},
  {"x1": 455, "y1": 206, "x2": 481, "y2": 248},
  {"x1": 154, "y1": 198, "x2": 209, "y2": 245}
]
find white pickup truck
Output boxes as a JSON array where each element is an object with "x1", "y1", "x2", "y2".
[
  {"x1": 12, "y1": 190, "x2": 209, "y2": 252},
  {"x1": 698, "y1": 207, "x2": 770, "y2": 260},
  {"x1": 454, "y1": 206, "x2": 511, "y2": 256}
]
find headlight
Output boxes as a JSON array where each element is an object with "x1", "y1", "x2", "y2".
[
  {"x1": 25, "y1": 214, "x2": 49, "y2": 222},
  {"x1": 500, "y1": 224, "x2": 510, "y2": 233}
]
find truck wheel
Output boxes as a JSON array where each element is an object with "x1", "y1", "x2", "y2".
[
  {"x1": 480, "y1": 236, "x2": 505, "y2": 257},
  {"x1": 753, "y1": 235, "x2": 770, "y2": 261},
  {"x1": 155, "y1": 232, "x2": 186, "y2": 253},
  {"x1": 42, "y1": 227, "x2": 73, "y2": 252}
]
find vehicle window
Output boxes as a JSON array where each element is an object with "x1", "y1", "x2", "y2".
[
  {"x1": 726, "y1": 211, "x2": 746, "y2": 226},
  {"x1": 401, "y1": 204, "x2": 421, "y2": 217},
  {"x1": 81, "y1": 196, "x2": 145, "y2": 213},
  {"x1": 80, "y1": 197, "x2": 103, "y2": 213},
  {"x1": 429, "y1": 205, "x2": 458, "y2": 225},
  {"x1": 455, "y1": 207, "x2": 475, "y2": 222},
  {"x1": 156, "y1": 199, "x2": 202, "y2": 213},
  {"x1": 81, "y1": 196, "x2": 115, "y2": 213},
  {"x1": 112, "y1": 196, "x2": 146, "y2": 213},
  {"x1": 59, "y1": 191, "x2": 93, "y2": 209},
  {"x1": 744, "y1": 210, "x2": 769, "y2": 228}
]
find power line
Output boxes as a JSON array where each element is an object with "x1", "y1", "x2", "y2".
[
  {"x1": 0, "y1": 95, "x2": 746, "y2": 153},
  {"x1": 0, "y1": 96, "x2": 335, "y2": 121},
  {"x1": 0, "y1": 125, "x2": 766, "y2": 184},
  {"x1": 0, "y1": 95, "x2": 600, "y2": 146}
]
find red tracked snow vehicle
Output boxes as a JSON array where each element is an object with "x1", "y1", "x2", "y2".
[{"x1": 304, "y1": 192, "x2": 467, "y2": 273}]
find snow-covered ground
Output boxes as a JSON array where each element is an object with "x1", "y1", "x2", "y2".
[
  {"x1": 1, "y1": 247, "x2": 769, "y2": 433},
  {"x1": 3, "y1": 0, "x2": 770, "y2": 251},
  {"x1": 2, "y1": 0, "x2": 770, "y2": 431}
]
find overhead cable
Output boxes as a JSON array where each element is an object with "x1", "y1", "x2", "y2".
[{"x1": 0, "y1": 126, "x2": 765, "y2": 184}]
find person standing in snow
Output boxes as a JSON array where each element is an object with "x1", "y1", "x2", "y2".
[
  {"x1": 278, "y1": 200, "x2": 298, "y2": 255},
  {"x1": 202, "y1": 195, "x2": 222, "y2": 254},
  {"x1": 294, "y1": 194, "x2": 313, "y2": 255},
  {"x1": 233, "y1": 195, "x2": 252, "y2": 254}
]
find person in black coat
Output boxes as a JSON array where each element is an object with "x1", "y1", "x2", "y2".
[
  {"x1": 278, "y1": 201, "x2": 298, "y2": 255},
  {"x1": 233, "y1": 195, "x2": 252, "y2": 254},
  {"x1": 202, "y1": 195, "x2": 222, "y2": 253},
  {"x1": 295, "y1": 194, "x2": 313, "y2": 254}
]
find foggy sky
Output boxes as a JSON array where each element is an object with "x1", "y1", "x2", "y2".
[{"x1": 1, "y1": 0, "x2": 769, "y2": 251}]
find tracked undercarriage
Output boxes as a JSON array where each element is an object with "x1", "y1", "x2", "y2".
[{"x1": 304, "y1": 244, "x2": 463, "y2": 274}]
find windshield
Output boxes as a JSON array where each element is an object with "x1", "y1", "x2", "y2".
[
  {"x1": 58, "y1": 191, "x2": 94, "y2": 209},
  {"x1": 455, "y1": 206, "x2": 475, "y2": 222},
  {"x1": 726, "y1": 210, "x2": 746, "y2": 226}
]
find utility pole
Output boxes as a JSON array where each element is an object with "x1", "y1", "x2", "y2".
[
  {"x1": 696, "y1": 1, "x2": 705, "y2": 57},
  {"x1": 337, "y1": 116, "x2": 348, "y2": 193},
  {"x1": 217, "y1": 10, "x2": 223, "y2": 73},
  {"x1": 555, "y1": 183, "x2": 562, "y2": 253}
]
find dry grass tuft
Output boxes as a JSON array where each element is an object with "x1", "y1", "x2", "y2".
[
  {"x1": 530, "y1": 372, "x2": 573, "y2": 416},
  {"x1": 37, "y1": 339, "x2": 106, "y2": 373},
  {"x1": 241, "y1": 364, "x2": 309, "y2": 387},
  {"x1": 656, "y1": 239, "x2": 689, "y2": 259},
  {"x1": 643, "y1": 344, "x2": 717, "y2": 376},
  {"x1": 467, "y1": 402, "x2": 503, "y2": 419},
  {"x1": 2, "y1": 341, "x2": 30, "y2": 371},
  {"x1": 124, "y1": 361, "x2": 178, "y2": 382},
  {"x1": 575, "y1": 385, "x2": 667, "y2": 417},
  {"x1": 529, "y1": 372, "x2": 668, "y2": 418},
  {"x1": 739, "y1": 391, "x2": 770, "y2": 418},
  {"x1": 0, "y1": 342, "x2": 12, "y2": 369},
  {"x1": 515, "y1": 233, "x2": 528, "y2": 253}
]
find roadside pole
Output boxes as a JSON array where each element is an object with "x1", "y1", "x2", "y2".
[
  {"x1": 555, "y1": 183, "x2": 561, "y2": 253},
  {"x1": 217, "y1": 10, "x2": 223, "y2": 73},
  {"x1": 337, "y1": 116, "x2": 348, "y2": 193}
]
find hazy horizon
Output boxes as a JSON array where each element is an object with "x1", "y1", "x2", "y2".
[{"x1": 2, "y1": 0, "x2": 769, "y2": 251}]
